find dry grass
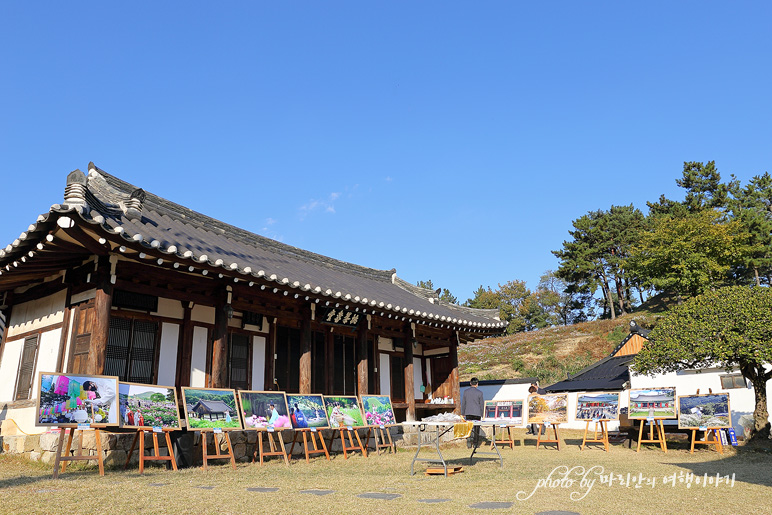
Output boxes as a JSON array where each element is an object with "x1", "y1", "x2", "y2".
[{"x1": 2, "y1": 429, "x2": 771, "y2": 515}]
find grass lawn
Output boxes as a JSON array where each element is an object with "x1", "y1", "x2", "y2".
[{"x1": 1, "y1": 429, "x2": 770, "y2": 515}]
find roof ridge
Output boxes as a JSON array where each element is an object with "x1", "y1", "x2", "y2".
[{"x1": 89, "y1": 167, "x2": 396, "y2": 282}]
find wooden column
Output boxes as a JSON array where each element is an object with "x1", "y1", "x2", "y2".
[
  {"x1": 86, "y1": 264, "x2": 113, "y2": 375},
  {"x1": 299, "y1": 317, "x2": 312, "y2": 393},
  {"x1": 325, "y1": 329, "x2": 334, "y2": 394},
  {"x1": 265, "y1": 318, "x2": 277, "y2": 390},
  {"x1": 450, "y1": 335, "x2": 461, "y2": 414},
  {"x1": 357, "y1": 323, "x2": 368, "y2": 395},
  {"x1": 210, "y1": 290, "x2": 229, "y2": 388},
  {"x1": 176, "y1": 305, "x2": 194, "y2": 388},
  {"x1": 403, "y1": 334, "x2": 415, "y2": 422}
]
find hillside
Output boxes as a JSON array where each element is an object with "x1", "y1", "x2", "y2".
[{"x1": 458, "y1": 294, "x2": 675, "y2": 386}]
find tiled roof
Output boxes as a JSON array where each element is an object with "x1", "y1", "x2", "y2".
[
  {"x1": 545, "y1": 355, "x2": 634, "y2": 392},
  {"x1": 0, "y1": 165, "x2": 506, "y2": 332}
]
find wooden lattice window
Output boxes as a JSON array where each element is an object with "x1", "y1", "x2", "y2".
[
  {"x1": 15, "y1": 335, "x2": 39, "y2": 400},
  {"x1": 103, "y1": 317, "x2": 159, "y2": 384},
  {"x1": 229, "y1": 332, "x2": 250, "y2": 391}
]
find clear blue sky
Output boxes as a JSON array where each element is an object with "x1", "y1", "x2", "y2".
[{"x1": 1, "y1": 2, "x2": 771, "y2": 303}]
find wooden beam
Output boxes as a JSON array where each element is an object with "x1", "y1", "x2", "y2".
[
  {"x1": 66, "y1": 224, "x2": 110, "y2": 256},
  {"x1": 85, "y1": 264, "x2": 113, "y2": 375},
  {"x1": 403, "y1": 330, "x2": 415, "y2": 422},
  {"x1": 450, "y1": 340, "x2": 460, "y2": 415},
  {"x1": 210, "y1": 289, "x2": 229, "y2": 388},
  {"x1": 357, "y1": 323, "x2": 368, "y2": 395},
  {"x1": 176, "y1": 304, "x2": 194, "y2": 388},
  {"x1": 299, "y1": 316, "x2": 312, "y2": 394}
]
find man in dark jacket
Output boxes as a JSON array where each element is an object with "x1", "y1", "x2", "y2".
[{"x1": 461, "y1": 377, "x2": 485, "y2": 448}]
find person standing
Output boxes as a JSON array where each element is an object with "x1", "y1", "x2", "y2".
[{"x1": 461, "y1": 377, "x2": 485, "y2": 448}]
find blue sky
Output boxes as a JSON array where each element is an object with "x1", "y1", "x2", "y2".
[{"x1": 1, "y1": 2, "x2": 771, "y2": 303}]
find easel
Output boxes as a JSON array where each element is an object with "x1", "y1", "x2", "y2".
[
  {"x1": 200, "y1": 430, "x2": 236, "y2": 470},
  {"x1": 52, "y1": 425, "x2": 106, "y2": 479},
  {"x1": 124, "y1": 428, "x2": 178, "y2": 473},
  {"x1": 536, "y1": 423, "x2": 561, "y2": 450},
  {"x1": 690, "y1": 428, "x2": 724, "y2": 454},
  {"x1": 288, "y1": 428, "x2": 330, "y2": 462},
  {"x1": 580, "y1": 419, "x2": 610, "y2": 452},
  {"x1": 254, "y1": 429, "x2": 289, "y2": 466},
  {"x1": 636, "y1": 419, "x2": 668, "y2": 453},
  {"x1": 490, "y1": 425, "x2": 518, "y2": 450},
  {"x1": 327, "y1": 427, "x2": 368, "y2": 459},
  {"x1": 363, "y1": 425, "x2": 396, "y2": 455}
]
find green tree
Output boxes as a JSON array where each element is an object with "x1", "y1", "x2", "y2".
[
  {"x1": 728, "y1": 172, "x2": 772, "y2": 286},
  {"x1": 633, "y1": 286, "x2": 772, "y2": 437},
  {"x1": 466, "y1": 281, "x2": 532, "y2": 334},
  {"x1": 416, "y1": 279, "x2": 458, "y2": 304},
  {"x1": 625, "y1": 209, "x2": 744, "y2": 299}
]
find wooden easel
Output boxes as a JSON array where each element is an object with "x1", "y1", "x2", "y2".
[
  {"x1": 636, "y1": 419, "x2": 668, "y2": 453},
  {"x1": 327, "y1": 427, "x2": 367, "y2": 459},
  {"x1": 690, "y1": 428, "x2": 724, "y2": 454},
  {"x1": 580, "y1": 419, "x2": 610, "y2": 452},
  {"x1": 124, "y1": 428, "x2": 178, "y2": 473},
  {"x1": 536, "y1": 423, "x2": 561, "y2": 450},
  {"x1": 288, "y1": 428, "x2": 330, "y2": 462},
  {"x1": 490, "y1": 425, "x2": 517, "y2": 450},
  {"x1": 200, "y1": 430, "x2": 236, "y2": 470},
  {"x1": 52, "y1": 426, "x2": 106, "y2": 479},
  {"x1": 364, "y1": 425, "x2": 396, "y2": 455},
  {"x1": 254, "y1": 429, "x2": 289, "y2": 465}
]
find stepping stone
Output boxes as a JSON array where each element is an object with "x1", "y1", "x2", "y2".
[
  {"x1": 469, "y1": 501, "x2": 514, "y2": 510},
  {"x1": 536, "y1": 512, "x2": 581, "y2": 515},
  {"x1": 148, "y1": 483, "x2": 166, "y2": 487},
  {"x1": 247, "y1": 487, "x2": 279, "y2": 493},
  {"x1": 300, "y1": 489, "x2": 334, "y2": 496},
  {"x1": 197, "y1": 486, "x2": 215, "y2": 490},
  {"x1": 357, "y1": 493, "x2": 401, "y2": 500},
  {"x1": 417, "y1": 498, "x2": 451, "y2": 503}
]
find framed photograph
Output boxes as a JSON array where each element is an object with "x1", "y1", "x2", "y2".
[
  {"x1": 483, "y1": 399, "x2": 524, "y2": 426},
  {"x1": 286, "y1": 394, "x2": 329, "y2": 429},
  {"x1": 527, "y1": 394, "x2": 568, "y2": 424},
  {"x1": 677, "y1": 393, "x2": 732, "y2": 429},
  {"x1": 628, "y1": 387, "x2": 677, "y2": 419},
  {"x1": 36, "y1": 372, "x2": 120, "y2": 427},
  {"x1": 181, "y1": 387, "x2": 242, "y2": 431},
  {"x1": 323, "y1": 395, "x2": 366, "y2": 428},
  {"x1": 118, "y1": 382, "x2": 181, "y2": 429},
  {"x1": 575, "y1": 392, "x2": 620, "y2": 421},
  {"x1": 238, "y1": 390, "x2": 292, "y2": 430},
  {"x1": 360, "y1": 395, "x2": 396, "y2": 427}
]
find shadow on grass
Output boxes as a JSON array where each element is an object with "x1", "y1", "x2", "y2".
[{"x1": 670, "y1": 450, "x2": 772, "y2": 489}]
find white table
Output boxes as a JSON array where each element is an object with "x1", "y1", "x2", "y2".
[{"x1": 402, "y1": 420, "x2": 504, "y2": 476}]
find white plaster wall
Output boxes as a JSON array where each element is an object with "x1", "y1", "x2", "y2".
[
  {"x1": 631, "y1": 367, "x2": 772, "y2": 437},
  {"x1": 379, "y1": 353, "x2": 390, "y2": 395},
  {"x1": 6, "y1": 290, "x2": 66, "y2": 338},
  {"x1": 252, "y1": 335, "x2": 266, "y2": 390},
  {"x1": 425, "y1": 359, "x2": 432, "y2": 398},
  {"x1": 191, "y1": 305, "x2": 215, "y2": 324},
  {"x1": 157, "y1": 323, "x2": 180, "y2": 386},
  {"x1": 0, "y1": 339, "x2": 23, "y2": 401},
  {"x1": 413, "y1": 357, "x2": 423, "y2": 399},
  {"x1": 189, "y1": 326, "x2": 208, "y2": 387},
  {"x1": 154, "y1": 298, "x2": 184, "y2": 319}
]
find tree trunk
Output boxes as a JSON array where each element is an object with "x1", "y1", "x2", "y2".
[
  {"x1": 742, "y1": 363, "x2": 771, "y2": 437},
  {"x1": 614, "y1": 276, "x2": 626, "y2": 315},
  {"x1": 753, "y1": 266, "x2": 761, "y2": 287},
  {"x1": 599, "y1": 271, "x2": 616, "y2": 320}
]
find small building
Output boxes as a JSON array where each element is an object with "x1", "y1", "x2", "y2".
[
  {"x1": 0, "y1": 165, "x2": 505, "y2": 433},
  {"x1": 191, "y1": 400, "x2": 232, "y2": 421}
]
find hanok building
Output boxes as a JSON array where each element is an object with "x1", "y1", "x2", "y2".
[{"x1": 0, "y1": 165, "x2": 505, "y2": 432}]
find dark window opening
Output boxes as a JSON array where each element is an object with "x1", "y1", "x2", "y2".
[
  {"x1": 333, "y1": 334, "x2": 356, "y2": 395},
  {"x1": 275, "y1": 326, "x2": 301, "y2": 393},
  {"x1": 229, "y1": 332, "x2": 250, "y2": 391},
  {"x1": 390, "y1": 355, "x2": 405, "y2": 402},
  {"x1": 104, "y1": 317, "x2": 158, "y2": 384}
]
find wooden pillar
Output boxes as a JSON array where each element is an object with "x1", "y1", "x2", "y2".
[
  {"x1": 210, "y1": 290, "x2": 229, "y2": 388},
  {"x1": 265, "y1": 318, "x2": 277, "y2": 390},
  {"x1": 325, "y1": 329, "x2": 334, "y2": 394},
  {"x1": 86, "y1": 265, "x2": 113, "y2": 375},
  {"x1": 450, "y1": 335, "x2": 461, "y2": 414},
  {"x1": 357, "y1": 323, "x2": 368, "y2": 396},
  {"x1": 299, "y1": 317, "x2": 312, "y2": 393},
  {"x1": 176, "y1": 304, "x2": 194, "y2": 388},
  {"x1": 403, "y1": 333, "x2": 415, "y2": 422}
]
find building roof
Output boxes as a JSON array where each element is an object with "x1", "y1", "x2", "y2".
[
  {"x1": 0, "y1": 165, "x2": 505, "y2": 334},
  {"x1": 545, "y1": 355, "x2": 634, "y2": 393},
  {"x1": 192, "y1": 399, "x2": 232, "y2": 413},
  {"x1": 610, "y1": 321, "x2": 650, "y2": 357}
]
